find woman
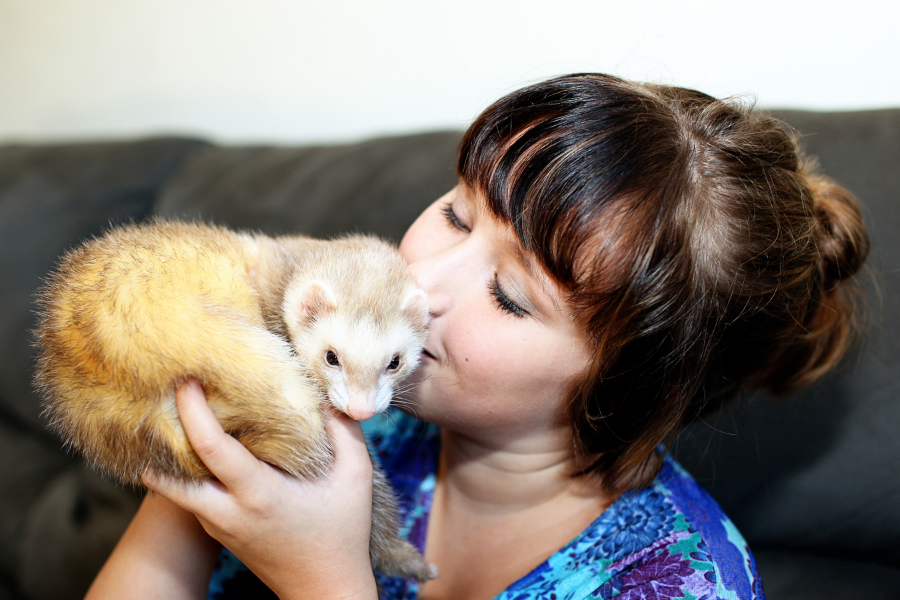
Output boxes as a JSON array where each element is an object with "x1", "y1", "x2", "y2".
[{"x1": 86, "y1": 73, "x2": 868, "y2": 599}]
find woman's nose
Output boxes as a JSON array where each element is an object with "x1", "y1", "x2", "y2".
[
  {"x1": 407, "y1": 256, "x2": 451, "y2": 318},
  {"x1": 408, "y1": 232, "x2": 477, "y2": 319}
]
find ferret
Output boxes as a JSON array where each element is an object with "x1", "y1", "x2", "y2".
[{"x1": 34, "y1": 219, "x2": 435, "y2": 582}]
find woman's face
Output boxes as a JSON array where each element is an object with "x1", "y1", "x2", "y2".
[{"x1": 399, "y1": 184, "x2": 592, "y2": 450}]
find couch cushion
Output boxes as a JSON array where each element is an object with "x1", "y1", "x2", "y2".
[
  {"x1": 154, "y1": 131, "x2": 461, "y2": 242},
  {"x1": 0, "y1": 137, "x2": 209, "y2": 434},
  {"x1": 0, "y1": 137, "x2": 208, "y2": 599},
  {"x1": 754, "y1": 550, "x2": 900, "y2": 600}
]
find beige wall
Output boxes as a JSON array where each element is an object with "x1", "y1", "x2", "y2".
[{"x1": 1, "y1": 0, "x2": 896, "y2": 144}]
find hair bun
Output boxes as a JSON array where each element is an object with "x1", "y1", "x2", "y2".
[
  {"x1": 757, "y1": 163, "x2": 870, "y2": 394},
  {"x1": 804, "y1": 164, "x2": 869, "y2": 288}
]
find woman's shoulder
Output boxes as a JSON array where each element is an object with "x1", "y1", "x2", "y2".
[
  {"x1": 499, "y1": 455, "x2": 765, "y2": 600},
  {"x1": 645, "y1": 457, "x2": 765, "y2": 599}
]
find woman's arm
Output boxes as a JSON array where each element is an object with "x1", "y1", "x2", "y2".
[
  {"x1": 85, "y1": 492, "x2": 220, "y2": 600},
  {"x1": 143, "y1": 379, "x2": 379, "y2": 600}
]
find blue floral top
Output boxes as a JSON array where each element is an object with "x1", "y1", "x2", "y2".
[{"x1": 207, "y1": 410, "x2": 765, "y2": 600}]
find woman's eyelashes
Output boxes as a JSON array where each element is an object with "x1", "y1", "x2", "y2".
[
  {"x1": 440, "y1": 202, "x2": 470, "y2": 233},
  {"x1": 490, "y1": 275, "x2": 527, "y2": 318},
  {"x1": 441, "y1": 200, "x2": 527, "y2": 318}
]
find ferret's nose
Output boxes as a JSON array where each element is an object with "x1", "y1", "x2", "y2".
[
  {"x1": 347, "y1": 390, "x2": 377, "y2": 421},
  {"x1": 347, "y1": 405, "x2": 376, "y2": 421}
]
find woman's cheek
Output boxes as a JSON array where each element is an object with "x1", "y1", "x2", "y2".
[{"x1": 448, "y1": 315, "x2": 531, "y2": 394}]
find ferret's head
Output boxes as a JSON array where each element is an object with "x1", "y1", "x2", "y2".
[{"x1": 283, "y1": 275, "x2": 429, "y2": 421}]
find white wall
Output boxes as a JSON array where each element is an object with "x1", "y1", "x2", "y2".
[{"x1": 1, "y1": 0, "x2": 897, "y2": 144}]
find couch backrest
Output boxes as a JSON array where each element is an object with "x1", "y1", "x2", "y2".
[
  {"x1": 154, "y1": 131, "x2": 460, "y2": 243},
  {"x1": 0, "y1": 111, "x2": 896, "y2": 595}
]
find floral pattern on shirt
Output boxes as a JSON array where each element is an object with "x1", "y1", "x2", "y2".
[{"x1": 206, "y1": 409, "x2": 765, "y2": 600}]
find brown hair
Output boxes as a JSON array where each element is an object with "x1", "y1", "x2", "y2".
[{"x1": 458, "y1": 73, "x2": 869, "y2": 493}]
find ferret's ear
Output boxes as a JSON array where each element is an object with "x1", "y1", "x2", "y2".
[
  {"x1": 401, "y1": 288, "x2": 429, "y2": 325},
  {"x1": 285, "y1": 279, "x2": 337, "y2": 326}
]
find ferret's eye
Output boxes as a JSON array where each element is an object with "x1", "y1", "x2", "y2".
[
  {"x1": 387, "y1": 355, "x2": 401, "y2": 371},
  {"x1": 325, "y1": 350, "x2": 340, "y2": 367}
]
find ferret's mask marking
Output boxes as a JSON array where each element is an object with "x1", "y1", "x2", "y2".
[{"x1": 283, "y1": 279, "x2": 426, "y2": 421}]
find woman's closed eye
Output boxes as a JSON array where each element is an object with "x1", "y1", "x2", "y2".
[
  {"x1": 440, "y1": 200, "x2": 527, "y2": 317},
  {"x1": 490, "y1": 275, "x2": 527, "y2": 318},
  {"x1": 441, "y1": 202, "x2": 470, "y2": 233}
]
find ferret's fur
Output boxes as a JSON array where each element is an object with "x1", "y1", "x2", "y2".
[{"x1": 34, "y1": 219, "x2": 434, "y2": 582}]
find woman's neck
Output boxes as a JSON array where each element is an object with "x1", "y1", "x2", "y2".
[
  {"x1": 437, "y1": 427, "x2": 602, "y2": 510},
  {"x1": 419, "y1": 429, "x2": 614, "y2": 600}
]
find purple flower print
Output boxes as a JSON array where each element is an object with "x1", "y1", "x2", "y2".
[{"x1": 616, "y1": 548, "x2": 694, "y2": 600}]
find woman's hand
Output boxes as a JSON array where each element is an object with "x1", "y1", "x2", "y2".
[{"x1": 142, "y1": 379, "x2": 378, "y2": 600}]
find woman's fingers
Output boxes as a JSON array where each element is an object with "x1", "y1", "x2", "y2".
[
  {"x1": 171, "y1": 378, "x2": 263, "y2": 495},
  {"x1": 141, "y1": 379, "x2": 265, "y2": 526},
  {"x1": 141, "y1": 468, "x2": 221, "y2": 514},
  {"x1": 140, "y1": 381, "x2": 380, "y2": 597},
  {"x1": 324, "y1": 408, "x2": 370, "y2": 467}
]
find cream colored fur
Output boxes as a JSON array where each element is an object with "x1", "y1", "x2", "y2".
[{"x1": 34, "y1": 219, "x2": 434, "y2": 581}]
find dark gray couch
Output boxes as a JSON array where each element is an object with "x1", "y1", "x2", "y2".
[{"x1": 0, "y1": 111, "x2": 897, "y2": 599}]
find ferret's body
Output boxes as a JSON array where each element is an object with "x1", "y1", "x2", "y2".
[{"x1": 34, "y1": 220, "x2": 432, "y2": 581}]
